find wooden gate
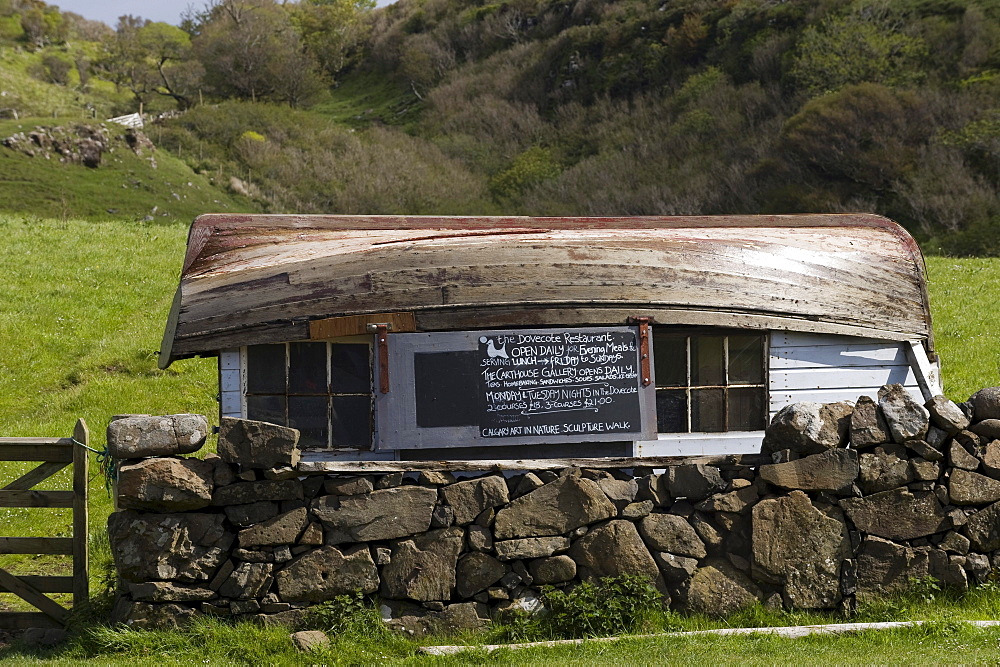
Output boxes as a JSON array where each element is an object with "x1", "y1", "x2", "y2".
[{"x1": 0, "y1": 419, "x2": 89, "y2": 629}]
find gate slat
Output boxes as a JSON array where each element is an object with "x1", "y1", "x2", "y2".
[
  {"x1": 0, "y1": 537, "x2": 74, "y2": 555},
  {"x1": 0, "y1": 490, "x2": 75, "y2": 508},
  {"x1": 0, "y1": 446, "x2": 73, "y2": 462},
  {"x1": 0, "y1": 567, "x2": 69, "y2": 624},
  {"x1": 3, "y1": 461, "x2": 70, "y2": 490},
  {"x1": 0, "y1": 575, "x2": 74, "y2": 593}
]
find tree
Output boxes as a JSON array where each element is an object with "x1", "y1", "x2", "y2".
[
  {"x1": 192, "y1": 0, "x2": 327, "y2": 106},
  {"x1": 291, "y1": 0, "x2": 374, "y2": 79}
]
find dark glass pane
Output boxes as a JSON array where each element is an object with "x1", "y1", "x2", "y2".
[
  {"x1": 246, "y1": 395, "x2": 286, "y2": 425},
  {"x1": 331, "y1": 395, "x2": 372, "y2": 449},
  {"x1": 331, "y1": 343, "x2": 371, "y2": 394},
  {"x1": 692, "y1": 388, "x2": 725, "y2": 432},
  {"x1": 414, "y1": 351, "x2": 480, "y2": 427},
  {"x1": 728, "y1": 387, "x2": 767, "y2": 430},
  {"x1": 289, "y1": 396, "x2": 329, "y2": 448},
  {"x1": 289, "y1": 342, "x2": 327, "y2": 394},
  {"x1": 653, "y1": 333, "x2": 687, "y2": 388},
  {"x1": 729, "y1": 335, "x2": 765, "y2": 385},
  {"x1": 691, "y1": 336, "x2": 725, "y2": 386},
  {"x1": 246, "y1": 344, "x2": 285, "y2": 394},
  {"x1": 656, "y1": 389, "x2": 688, "y2": 433}
]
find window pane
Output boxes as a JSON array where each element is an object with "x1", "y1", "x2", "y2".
[
  {"x1": 653, "y1": 333, "x2": 687, "y2": 387},
  {"x1": 728, "y1": 387, "x2": 767, "y2": 430},
  {"x1": 331, "y1": 343, "x2": 371, "y2": 394},
  {"x1": 246, "y1": 344, "x2": 285, "y2": 394},
  {"x1": 656, "y1": 389, "x2": 688, "y2": 433},
  {"x1": 729, "y1": 335, "x2": 764, "y2": 385},
  {"x1": 414, "y1": 351, "x2": 480, "y2": 428},
  {"x1": 246, "y1": 394, "x2": 286, "y2": 425},
  {"x1": 691, "y1": 336, "x2": 725, "y2": 386},
  {"x1": 332, "y1": 395, "x2": 372, "y2": 449},
  {"x1": 289, "y1": 342, "x2": 327, "y2": 394},
  {"x1": 288, "y1": 396, "x2": 329, "y2": 448},
  {"x1": 692, "y1": 388, "x2": 725, "y2": 432}
]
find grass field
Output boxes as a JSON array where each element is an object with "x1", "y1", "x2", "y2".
[{"x1": 0, "y1": 216, "x2": 999, "y2": 663}]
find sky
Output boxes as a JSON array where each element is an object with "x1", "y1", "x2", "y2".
[{"x1": 51, "y1": 1, "x2": 392, "y2": 27}]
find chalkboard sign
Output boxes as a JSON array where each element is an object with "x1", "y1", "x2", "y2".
[{"x1": 375, "y1": 327, "x2": 656, "y2": 450}]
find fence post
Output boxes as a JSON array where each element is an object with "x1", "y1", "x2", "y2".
[{"x1": 72, "y1": 419, "x2": 89, "y2": 609}]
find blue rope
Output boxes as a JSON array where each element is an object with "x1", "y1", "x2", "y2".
[{"x1": 72, "y1": 437, "x2": 117, "y2": 493}]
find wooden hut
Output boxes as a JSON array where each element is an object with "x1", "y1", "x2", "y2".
[{"x1": 159, "y1": 214, "x2": 938, "y2": 462}]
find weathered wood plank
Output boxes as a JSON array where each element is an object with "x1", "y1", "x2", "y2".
[
  {"x1": 0, "y1": 567, "x2": 69, "y2": 624},
  {"x1": 0, "y1": 446, "x2": 73, "y2": 462},
  {"x1": 296, "y1": 454, "x2": 767, "y2": 473},
  {"x1": 769, "y1": 343, "x2": 907, "y2": 369},
  {"x1": 770, "y1": 365, "x2": 917, "y2": 391},
  {"x1": 0, "y1": 438, "x2": 72, "y2": 446},
  {"x1": 0, "y1": 612, "x2": 64, "y2": 630},
  {"x1": 163, "y1": 215, "x2": 933, "y2": 367},
  {"x1": 0, "y1": 537, "x2": 74, "y2": 555},
  {"x1": 73, "y1": 419, "x2": 89, "y2": 607},
  {"x1": 309, "y1": 312, "x2": 416, "y2": 339},
  {"x1": 2, "y1": 462, "x2": 69, "y2": 491},
  {"x1": 0, "y1": 575, "x2": 74, "y2": 594},
  {"x1": 0, "y1": 490, "x2": 74, "y2": 508}
]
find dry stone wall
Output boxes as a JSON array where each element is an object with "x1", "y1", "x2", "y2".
[{"x1": 107, "y1": 386, "x2": 1000, "y2": 633}]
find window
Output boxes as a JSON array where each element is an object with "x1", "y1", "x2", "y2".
[
  {"x1": 244, "y1": 342, "x2": 373, "y2": 449},
  {"x1": 653, "y1": 331, "x2": 767, "y2": 433}
]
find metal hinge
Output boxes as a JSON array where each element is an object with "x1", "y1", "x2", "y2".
[{"x1": 628, "y1": 316, "x2": 653, "y2": 387}]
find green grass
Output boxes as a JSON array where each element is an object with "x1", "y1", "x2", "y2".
[
  {"x1": 314, "y1": 71, "x2": 423, "y2": 128},
  {"x1": 0, "y1": 222, "x2": 998, "y2": 661},
  {"x1": 925, "y1": 256, "x2": 1000, "y2": 402}
]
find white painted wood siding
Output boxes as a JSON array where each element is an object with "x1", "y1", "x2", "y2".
[
  {"x1": 219, "y1": 349, "x2": 243, "y2": 419},
  {"x1": 768, "y1": 332, "x2": 923, "y2": 418}
]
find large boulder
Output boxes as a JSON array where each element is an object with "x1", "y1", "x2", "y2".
[
  {"x1": 276, "y1": 545, "x2": 378, "y2": 603},
  {"x1": 763, "y1": 402, "x2": 853, "y2": 455},
  {"x1": 380, "y1": 527, "x2": 464, "y2": 601},
  {"x1": 440, "y1": 475, "x2": 509, "y2": 525},
  {"x1": 116, "y1": 457, "x2": 214, "y2": 511},
  {"x1": 840, "y1": 488, "x2": 949, "y2": 540},
  {"x1": 878, "y1": 384, "x2": 929, "y2": 444},
  {"x1": 759, "y1": 448, "x2": 859, "y2": 492},
  {"x1": 311, "y1": 486, "x2": 437, "y2": 543},
  {"x1": 107, "y1": 511, "x2": 233, "y2": 583},
  {"x1": 568, "y1": 520, "x2": 665, "y2": 593},
  {"x1": 493, "y1": 473, "x2": 616, "y2": 539},
  {"x1": 217, "y1": 417, "x2": 300, "y2": 469},
  {"x1": 685, "y1": 559, "x2": 761, "y2": 616},
  {"x1": 751, "y1": 491, "x2": 849, "y2": 608},
  {"x1": 107, "y1": 414, "x2": 209, "y2": 458}
]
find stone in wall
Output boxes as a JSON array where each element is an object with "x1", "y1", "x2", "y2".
[
  {"x1": 759, "y1": 449, "x2": 858, "y2": 493},
  {"x1": 275, "y1": 545, "x2": 378, "y2": 603},
  {"x1": 380, "y1": 527, "x2": 465, "y2": 601},
  {"x1": 116, "y1": 457, "x2": 214, "y2": 511},
  {"x1": 879, "y1": 384, "x2": 930, "y2": 444},
  {"x1": 763, "y1": 401, "x2": 853, "y2": 456},
  {"x1": 107, "y1": 414, "x2": 208, "y2": 458},
  {"x1": 493, "y1": 471, "x2": 616, "y2": 539},
  {"x1": 685, "y1": 559, "x2": 761, "y2": 617},
  {"x1": 107, "y1": 511, "x2": 232, "y2": 583},
  {"x1": 840, "y1": 487, "x2": 949, "y2": 541},
  {"x1": 312, "y1": 486, "x2": 437, "y2": 543},
  {"x1": 217, "y1": 417, "x2": 300, "y2": 469},
  {"x1": 751, "y1": 491, "x2": 849, "y2": 608},
  {"x1": 441, "y1": 475, "x2": 509, "y2": 525},
  {"x1": 568, "y1": 520, "x2": 665, "y2": 593}
]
